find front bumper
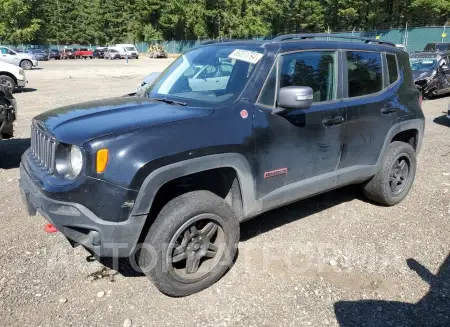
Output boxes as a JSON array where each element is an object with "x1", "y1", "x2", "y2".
[
  {"x1": 17, "y1": 78, "x2": 27, "y2": 87},
  {"x1": 32, "y1": 60, "x2": 39, "y2": 67},
  {"x1": 19, "y1": 164, "x2": 146, "y2": 258}
]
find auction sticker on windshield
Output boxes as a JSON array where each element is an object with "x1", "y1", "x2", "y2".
[{"x1": 229, "y1": 49, "x2": 263, "y2": 64}]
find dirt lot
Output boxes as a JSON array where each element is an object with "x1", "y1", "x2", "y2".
[{"x1": 0, "y1": 59, "x2": 449, "y2": 327}]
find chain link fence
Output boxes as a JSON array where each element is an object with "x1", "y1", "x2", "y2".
[{"x1": 1, "y1": 26, "x2": 448, "y2": 54}]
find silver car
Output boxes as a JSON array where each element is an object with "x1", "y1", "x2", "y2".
[{"x1": 0, "y1": 46, "x2": 38, "y2": 70}]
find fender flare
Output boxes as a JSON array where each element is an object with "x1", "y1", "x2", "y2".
[
  {"x1": 131, "y1": 153, "x2": 258, "y2": 218},
  {"x1": 376, "y1": 118, "x2": 424, "y2": 168}
]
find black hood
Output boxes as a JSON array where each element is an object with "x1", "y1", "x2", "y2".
[{"x1": 34, "y1": 97, "x2": 214, "y2": 146}]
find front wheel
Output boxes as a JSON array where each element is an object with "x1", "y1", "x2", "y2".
[
  {"x1": 1, "y1": 121, "x2": 13, "y2": 139},
  {"x1": 138, "y1": 191, "x2": 239, "y2": 297},
  {"x1": 363, "y1": 141, "x2": 417, "y2": 206},
  {"x1": 0, "y1": 75, "x2": 16, "y2": 93},
  {"x1": 20, "y1": 60, "x2": 32, "y2": 70}
]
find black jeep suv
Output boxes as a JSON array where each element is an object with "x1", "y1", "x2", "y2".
[{"x1": 20, "y1": 34, "x2": 424, "y2": 296}]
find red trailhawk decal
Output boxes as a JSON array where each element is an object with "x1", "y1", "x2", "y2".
[{"x1": 264, "y1": 168, "x2": 288, "y2": 179}]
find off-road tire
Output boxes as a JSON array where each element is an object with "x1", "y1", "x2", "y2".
[
  {"x1": 363, "y1": 141, "x2": 416, "y2": 206},
  {"x1": 138, "y1": 190, "x2": 239, "y2": 297}
]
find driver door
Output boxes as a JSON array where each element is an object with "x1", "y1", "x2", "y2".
[
  {"x1": 0, "y1": 47, "x2": 18, "y2": 65},
  {"x1": 253, "y1": 50, "x2": 345, "y2": 203},
  {"x1": 439, "y1": 57, "x2": 450, "y2": 91}
]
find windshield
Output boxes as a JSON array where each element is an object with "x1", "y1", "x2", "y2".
[
  {"x1": 409, "y1": 57, "x2": 437, "y2": 72},
  {"x1": 147, "y1": 44, "x2": 264, "y2": 107}
]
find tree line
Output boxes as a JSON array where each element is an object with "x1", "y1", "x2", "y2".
[{"x1": 0, "y1": 0, "x2": 449, "y2": 45}]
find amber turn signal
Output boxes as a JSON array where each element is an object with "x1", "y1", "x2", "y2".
[{"x1": 96, "y1": 149, "x2": 109, "y2": 173}]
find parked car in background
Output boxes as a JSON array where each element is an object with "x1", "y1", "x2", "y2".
[
  {"x1": 28, "y1": 49, "x2": 48, "y2": 61},
  {"x1": 148, "y1": 44, "x2": 167, "y2": 58},
  {"x1": 48, "y1": 49, "x2": 61, "y2": 60},
  {"x1": 61, "y1": 48, "x2": 75, "y2": 60},
  {"x1": 19, "y1": 34, "x2": 424, "y2": 297},
  {"x1": 115, "y1": 44, "x2": 139, "y2": 59},
  {"x1": 424, "y1": 43, "x2": 450, "y2": 52},
  {"x1": 0, "y1": 82, "x2": 17, "y2": 139},
  {"x1": 0, "y1": 46, "x2": 38, "y2": 70},
  {"x1": 74, "y1": 48, "x2": 94, "y2": 59},
  {"x1": 104, "y1": 48, "x2": 121, "y2": 60},
  {"x1": 0, "y1": 60, "x2": 27, "y2": 93},
  {"x1": 94, "y1": 47, "x2": 107, "y2": 59},
  {"x1": 410, "y1": 51, "x2": 450, "y2": 98}
]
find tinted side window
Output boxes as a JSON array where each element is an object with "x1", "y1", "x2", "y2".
[
  {"x1": 386, "y1": 54, "x2": 399, "y2": 84},
  {"x1": 347, "y1": 51, "x2": 383, "y2": 97},
  {"x1": 279, "y1": 51, "x2": 337, "y2": 102}
]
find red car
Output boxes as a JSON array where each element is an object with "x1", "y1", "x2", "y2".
[{"x1": 74, "y1": 48, "x2": 94, "y2": 59}]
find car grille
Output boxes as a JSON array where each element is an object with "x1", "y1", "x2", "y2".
[{"x1": 30, "y1": 125, "x2": 57, "y2": 174}]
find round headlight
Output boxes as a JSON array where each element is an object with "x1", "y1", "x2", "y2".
[{"x1": 70, "y1": 145, "x2": 83, "y2": 177}]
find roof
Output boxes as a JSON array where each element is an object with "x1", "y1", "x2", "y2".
[{"x1": 197, "y1": 34, "x2": 399, "y2": 53}]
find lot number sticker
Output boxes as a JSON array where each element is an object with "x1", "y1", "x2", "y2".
[{"x1": 229, "y1": 49, "x2": 263, "y2": 64}]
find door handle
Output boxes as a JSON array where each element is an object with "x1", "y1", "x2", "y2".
[
  {"x1": 381, "y1": 106, "x2": 397, "y2": 115},
  {"x1": 322, "y1": 116, "x2": 345, "y2": 127}
]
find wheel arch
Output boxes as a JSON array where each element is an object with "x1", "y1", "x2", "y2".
[
  {"x1": 0, "y1": 71, "x2": 18, "y2": 84},
  {"x1": 376, "y1": 118, "x2": 424, "y2": 168},
  {"x1": 19, "y1": 58, "x2": 32, "y2": 65},
  {"x1": 131, "y1": 153, "x2": 257, "y2": 219}
]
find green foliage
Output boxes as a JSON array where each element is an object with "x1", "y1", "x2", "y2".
[{"x1": 0, "y1": 0, "x2": 448, "y2": 44}]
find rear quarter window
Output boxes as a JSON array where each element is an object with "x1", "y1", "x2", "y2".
[{"x1": 386, "y1": 54, "x2": 399, "y2": 84}]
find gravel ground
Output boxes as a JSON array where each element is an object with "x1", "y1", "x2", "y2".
[{"x1": 0, "y1": 59, "x2": 449, "y2": 327}]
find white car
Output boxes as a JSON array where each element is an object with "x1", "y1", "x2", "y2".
[
  {"x1": 0, "y1": 61, "x2": 27, "y2": 93},
  {"x1": 0, "y1": 46, "x2": 38, "y2": 70},
  {"x1": 115, "y1": 44, "x2": 139, "y2": 59},
  {"x1": 188, "y1": 62, "x2": 232, "y2": 91}
]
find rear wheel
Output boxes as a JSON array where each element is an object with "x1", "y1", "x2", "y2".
[
  {"x1": 139, "y1": 191, "x2": 239, "y2": 297},
  {"x1": 363, "y1": 141, "x2": 416, "y2": 206}
]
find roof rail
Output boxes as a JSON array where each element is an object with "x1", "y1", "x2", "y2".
[{"x1": 272, "y1": 33, "x2": 396, "y2": 47}]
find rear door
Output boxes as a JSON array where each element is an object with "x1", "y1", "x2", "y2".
[{"x1": 339, "y1": 50, "x2": 400, "y2": 170}]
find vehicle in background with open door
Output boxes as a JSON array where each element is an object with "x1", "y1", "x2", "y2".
[{"x1": 410, "y1": 51, "x2": 450, "y2": 98}]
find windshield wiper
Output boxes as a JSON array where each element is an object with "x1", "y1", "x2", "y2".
[{"x1": 151, "y1": 97, "x2": 187, "y2": 106}]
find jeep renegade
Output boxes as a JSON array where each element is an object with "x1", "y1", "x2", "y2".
[{"x1": 20, "y1": 34, "x2": 425, "y2": 296}]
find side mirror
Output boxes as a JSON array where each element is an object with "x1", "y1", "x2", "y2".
[
  {"x1": 278, "y1": 86, "x2": 314, "y2": 110},
  {"x1": 441, "y1": 64, "x2": 449, "y2": 72}
]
